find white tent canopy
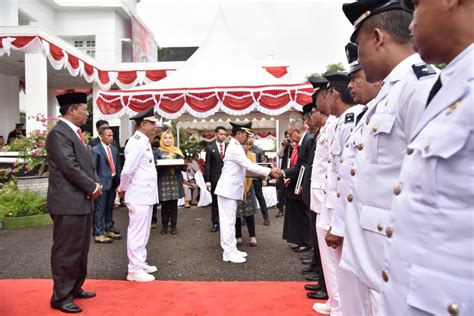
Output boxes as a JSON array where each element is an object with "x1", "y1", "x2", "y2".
[{"x1": 96, "y1": 6, "x2": 313, "y2": 120}]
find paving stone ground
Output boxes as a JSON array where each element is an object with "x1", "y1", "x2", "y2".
[{"x1": 0, "y1": 205, "x2": 308, "y2": 282}]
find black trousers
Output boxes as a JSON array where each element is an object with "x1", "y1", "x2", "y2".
[
  {"x1": 309, "y1": 211, "x2": 322, "y2": 271},
  {"x1": 50, "y1": 213, "x2": 92, "y2": 305},
  {"x1": 235, "y1": 215, "x2": 256, "y2": 238},
  {"x1": 276, "y1": 179, "x2": 287, "y2": 213},
  {"x1": 252, "y1": 179, "x2": 269, "y2": 219},
  {"x1": 210, "y1": 183, "x2": 219, "y2": 225},
  {"x1": 161, "y1": 200, "x2": 178, "y2": 228},
  {"x1": 152, "y1": 204, "x2": 158, "y2": 224}
]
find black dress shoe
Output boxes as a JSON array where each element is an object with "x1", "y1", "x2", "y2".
[
  {"x1": 160, "y1": 228, "x2": 168, "y2": 235},
  {"x1": 301, "y1": 258, "x2": 313, "y2": 265},
  {"x1": 170, "y1": 227, "x2": 177, "y2": 235},
  {"x1": 51, "y1": 302, "x2": 82, "y2": 313},
  {"x1": 275, "y1": 210, "x2": 284, "y2": 218},
  {"x1": 303, "y1": 268, "x2": 317, "y2": 275},
  {"x1": 304, "y1": 284, "x2": 321, "y2": 292},
  {"x1": 301, "y1": 253, "x2": 313, "y2": 261},
  {"x1": 294, "y1": 246, "x2": 311, "y2": 253},
  {"x1": 73, "y1": 290, "x2": 96, "y2": 299},
  {"x1": 263, "y1": 218, "x2": 271, "y2": 226},
  {"x1": 301, "y1": 265, "x2": 315, "y2": 273},
  {"x1": 305, "y1": 272, "x2": 319, "y2": 281},
  {"x1": 307, "y1": 290, "x2": 329, "y2": 300},
  {"x1": 210, "y1": 224, "x2": 219, "y2": 232}
]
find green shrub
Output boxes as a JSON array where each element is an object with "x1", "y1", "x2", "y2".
[{"x1": 0, "y1": 190, "x2": 46, "y2": 218}]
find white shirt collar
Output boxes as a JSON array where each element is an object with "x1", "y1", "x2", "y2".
[
  {"x1": 60, "y1": 118, "x2": 82, "y2": 141},
  {"x1": 60, "y1": 117, "x2": 80, "y2": 132}
]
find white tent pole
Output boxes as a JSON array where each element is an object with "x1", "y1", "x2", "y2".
[
  {"x1": 276, "y1": 119, "x2": 280, "y2": 167},
  {"x1": 177, "y1": 126, "x2": 180, "y2": 148}
]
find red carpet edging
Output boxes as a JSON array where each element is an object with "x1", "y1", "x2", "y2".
[{"x1": 0, "y1": 279, "x2": 327, "y2": 315}]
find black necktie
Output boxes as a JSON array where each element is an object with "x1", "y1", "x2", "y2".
[{"x1": 426, "y1": 76, "x2": 442, "y2": 107}]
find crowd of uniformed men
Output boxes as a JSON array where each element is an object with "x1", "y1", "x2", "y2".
[{"x1": 43, "y1": 0, "x2": 472, "y2": 314}]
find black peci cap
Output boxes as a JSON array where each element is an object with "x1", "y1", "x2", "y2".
[
  {"x1": 230, "y1": 121, "x2": 252, "y2": 135},
  {"x1": 346, "y1": 42, "x2": 361, "y2": 75},
  {"x1": 342, "y1": 0, "x2": 411, "y2": 42},
  {"x1": 302, "y1": 103, "x2": 315, "y2": 115},
  {"x1": 56, "y1": 92, "x2": 87, "y2": 106}
]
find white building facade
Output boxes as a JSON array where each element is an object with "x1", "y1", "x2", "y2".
[{"x1": 0, "y1": 0, "x2": 174, "y2": 145}]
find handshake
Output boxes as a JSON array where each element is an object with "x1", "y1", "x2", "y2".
[{"x1": 270, "y1": 168, "x2": 284, "y2": 178}]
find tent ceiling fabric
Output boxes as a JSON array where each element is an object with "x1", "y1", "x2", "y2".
[{"x1": 96, "y1": 6, "x2": 313, "y2": 120}]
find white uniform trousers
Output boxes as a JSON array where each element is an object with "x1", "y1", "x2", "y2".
[
  {"x1": 317, "y1": 218, "x2": 342, "y2": 315},
  {"x1": 335, "y1": 247, "x2": 365, "y2": 316},
  {"x1": 217, "y1": 195, "x2": 238, "y2": 257},
  {"x1": 126, "y1": 203, "x2": 153, "y2": 274},
  {"x1": 359, "y1": 283, "x2": 379, "y2": 316}
]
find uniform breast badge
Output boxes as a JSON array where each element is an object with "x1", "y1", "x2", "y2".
[{"x1": 446, "y1": 100, "x2": 462, "y2": 115}]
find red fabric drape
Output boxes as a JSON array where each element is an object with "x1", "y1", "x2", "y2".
[
  {"x1": 186, "y1": 92, "x2": 219, "y2": 112},
  {"x1": 97, "y1": 96, "x2": 123, "y2": 115},
  {"x1": 10, "y1": 36, "x2": 37, "y2": 48},
  {"x1": 295, "y1": 87, "x2": 314, "y2": 105},
  {"x1": 129, "y1": 95, "x2": 159, "y2": 113},
  {"x1": 146, "y1": 70, "x2": 167, "y2": 81},
  {"x1": 117, "y1": 71, "x2": 137, "y2": 84},
  {"x1": 48, "y1": 43, "x2": 64, "y2": 60},
  {"x1": 83, "y1": 63, "x2": 95, "y2": 76},
  {"x1": 67, "y1": 54, "x2": 79, "y2": 69},
  {"x1": 257, "y1": 132, "x2": 276, "y2": 138},
  {"x1": 222, "y1": 91, "x2": 254, "y2": 110},
  {"x1": 263, "y1": 66, "x2": 288, "y2": 78},
  {"x1": 97, "y1": 70, "x2": 111, "y2": 84},
  {"x1": 159, "y1": 94, "x2": 185, "y2": 114},
  {"x1": 259, "y1": 91, "x2": 291, "y2": 110}
]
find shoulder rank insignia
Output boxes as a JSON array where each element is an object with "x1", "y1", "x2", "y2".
[
  {"x1": 134, "y1": 134, "x2": 141, "y2": 140},
  {"x1": 412, "y1": 63, "x2": 436, "y2": 79},
  {"x1": 446, "y1": 100, "x2": 462, "y2": 115},
  {"x1": 345, "y1": 113, "x2": 355, "y2": 124}
]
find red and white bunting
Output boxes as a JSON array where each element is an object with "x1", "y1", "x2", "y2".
[
  {"x1": 0, "y1": 36, "x2": 172, "y2": 90},
  {"x1": 96, "y1": 84, "x2": 313, "y2": 119}
]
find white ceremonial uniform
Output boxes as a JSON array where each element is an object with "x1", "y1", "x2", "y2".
[
  {"x1": 214, "y1": 137, "x2": 270, "y2": 258},
  {"x1": 378, "y1": 44, "x2": 474, "y2": 316},
  {"x1": 339, "y1": 54, "x2": 438, "y2": 315},
  {"x1": 313, "y1": 115, "x2": 344, "y2": 315},
  {"x1": 322, "y1": 104, "x2": 366, "y2": 316},
  {"x1": 118, "y1": 130, "x2": 159, "y2": 274}
]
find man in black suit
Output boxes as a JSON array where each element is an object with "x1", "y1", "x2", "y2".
[
  {"x1": 89, "y1": 119, "x2": 120, "y2": 149},
  {"x1": 282, "y1": 120, "x2": 313, "y2": 252},
  {"x1": 276, "y1": 131, "x2": 291, "y2": 218},
  {"x1": 204, "y1": 126, "x2": 227, "y2": 232},
  {"x1": 46, "y1": 92, "x2": 102, "y2": 313},
  {"x1": 91, "y1": 127, "x2": 122, "y2": 243}
]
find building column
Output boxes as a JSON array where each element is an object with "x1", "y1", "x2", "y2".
[
  {"x1": 92, "y1": 82, "x2": 100, "y2": 137},
  {"x1": 47, "y1": 88, "x2": 58, "y2": 119},
  {"x1": 0, "y1": 74, "x2": 20, "y2": 140},
  {"x1": 25, "y1": 52, "x2": 48, "y2": 133}
]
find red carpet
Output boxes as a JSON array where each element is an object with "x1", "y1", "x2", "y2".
[{"x1": 0, "y1": 279, "x2": 326, "y2": 315}]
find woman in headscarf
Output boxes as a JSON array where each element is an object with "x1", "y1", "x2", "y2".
[
  {"x1": 155, "y1": 130, "x2": 185, "y2": 235},
  {"x1": 235, "y1": 142, "x2": 259, "y2": 247}
]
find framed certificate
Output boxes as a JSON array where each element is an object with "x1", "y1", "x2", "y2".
[
  {"x1": 294, "y1": 165, "x2": 305, "y2": 195},
  {"x1": 156, "y1": 159, "x2": 185, "y2": 167}
]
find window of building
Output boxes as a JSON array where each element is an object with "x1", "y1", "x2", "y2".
[
  {"x1": 86, "y1": 50, "x2": 95, "y2": 58},
  {"x1": 74, "y1": 40, "x2": 84, "y2": 48},
  {"x1": 86, "y1": 40, "x2": 95, "y2": 48}
]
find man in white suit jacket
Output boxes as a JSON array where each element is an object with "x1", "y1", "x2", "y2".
[{"x1": 215, "y1": 122, "x2": 281, "y2": 263}]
